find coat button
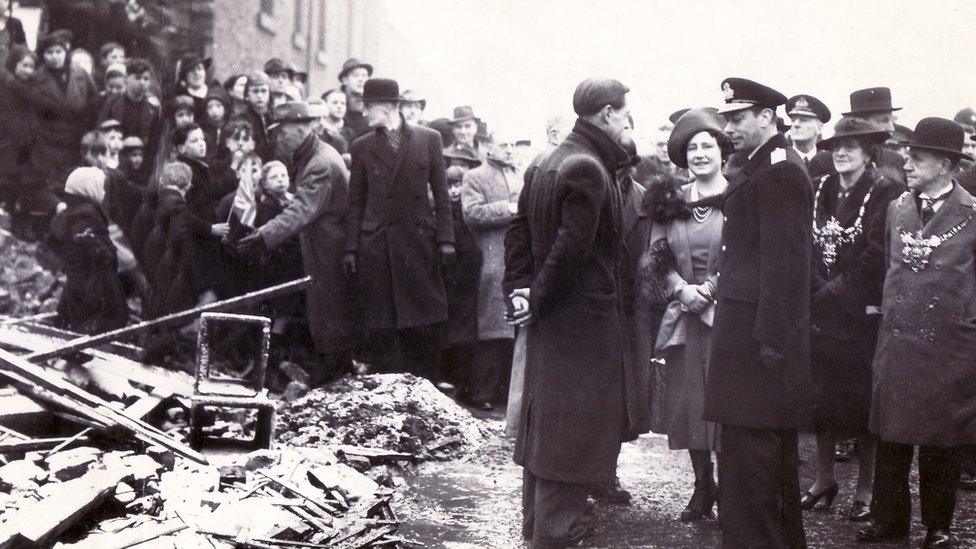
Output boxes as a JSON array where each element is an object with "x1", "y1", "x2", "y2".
[
  {"x1": 721, "y1": 245, "x2": 727, "y2": 252},
  {"x1": 895, "y1": 295, "x2": 903, "y2": 303},
  {"x1": 934, "y1": 260, "x2": 943, "y2": 270},
  {"x1": 723, "y1": 216, "x2": 728, "y2": 222},
  {"x1": 716, "y1": 271, "x2": 721, "y2": 278}
]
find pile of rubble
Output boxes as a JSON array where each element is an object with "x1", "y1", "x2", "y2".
[
  {"x1": 0, "y1": 237, "x2": 63, "y2": 317},
  {"x1": 278, "y1": 374, "x2": 496, "y2": 460},
  {"x1": 0, "y1": 444, "x2": 403, "y2": 547}
]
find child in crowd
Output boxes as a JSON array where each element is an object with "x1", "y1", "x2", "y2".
[
  {"x1": 120, "y1": 137, "x2": 146, "y2": 186},
  {"x1": 96, "y1": 119, "x2": 124, "y2": 169},
  {"x1": 254, "y1": 160, "x2": 303, "y2": 338},
  {"x1": 202, "y1": 87, "x2": 229, "y2": 161}
]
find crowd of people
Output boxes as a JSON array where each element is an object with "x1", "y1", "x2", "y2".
[{"x1": 2, "y1": 18, "x2": 976, "y2": 549}]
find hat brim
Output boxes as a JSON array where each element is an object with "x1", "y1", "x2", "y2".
[
  {"x1": 339, "y1": 63, "x2": 374, "y2": 80},
  {"x1": 716, "y1": 102, "x2": 757, "y2": 115},
  {"x1": 267, "y1": 116, "x2": 318, "y2": 131},
  {"x1": 819, "y1": 130, "x2": 890, "y2": 150},
  {"x1": 900, "y1": 142, "x2": 974, "y2": 162},
  {"x1": 362, "y1": 96, "x2": 402, "y2": 104},
  {"x1": 449, "y1": 116, "x2": 480, "y2": 125},
  {"x1": 841, "y1": 107, "x2": 902, "y2": 116}
]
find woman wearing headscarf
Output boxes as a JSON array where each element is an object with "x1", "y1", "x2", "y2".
[
  {"x1": 46, "y1": 167, "x2": 129, "y2": 333},
  {"x1": 800, "y1": 117, "x2": 904, "y2": 521},
  {"x1": 646, "y1": 108, "x2": 731, "y2": 522}
]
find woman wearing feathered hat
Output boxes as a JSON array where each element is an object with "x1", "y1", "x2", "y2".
[
  {"x1": 646, "y1": 107, "x2": 731, "y2": 522},
  {"x1": 799, "y1": 116, "x2": 903, "y2": 522}
]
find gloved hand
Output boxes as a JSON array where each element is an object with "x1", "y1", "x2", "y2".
[{"x1": 235, "y1": 231, "x2": 267, "y2": 255}]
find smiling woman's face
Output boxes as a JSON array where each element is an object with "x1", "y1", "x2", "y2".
[{"x1": 686, "y1": 131, "x2": 722, "y2": 178}]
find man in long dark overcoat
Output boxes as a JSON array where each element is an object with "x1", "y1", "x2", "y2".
[
  {"x1": 857, "y1": 118, "x2": 976, "y2": 548},
  {"x1": 343, "y1": 78, "x2": 455, "y2": 380},
  {"x1": 503, "y1": 78, "x2": 631, "y2": 548},
  {"x1": 703, "y1": 78, "x2": 814, "y2": 548},
  {"x1": 236, "y1": 101, "x2": 360, "y2": 383}
]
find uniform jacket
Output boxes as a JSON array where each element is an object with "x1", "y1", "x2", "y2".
[
  {"x1": 345, "y1": 120, "x2": 453, "y2": 332},
  {"x1": 871, "y1": 183, "x2": 976, "y2": 446},
  {"x1": 506, "y1": 118, "x2": 629, "y2": 484},
  {"x1": 704, "y1": 133, "x2": 815, "y2": 430},
  {"x1": 258, "y1": 134, "x2": 360, "y2": 353},
  {"x1": 461, "y1": 159, "x2": 521, "y2": 341}
]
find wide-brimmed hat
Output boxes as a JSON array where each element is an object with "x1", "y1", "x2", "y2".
[
  {"x1": 786, "y1": 94, "x2": 831, "y2": 124},
  {"x1": 362, "y1": 78, "x2": 401, "y2": 103},
  {"x1": 843, "y1": 87, "x2": 901, "y2": 116},
  {"x1": 175, "y1": 53, "x2": 211, "y2": 83},
  {"x1": 717, "y1": 77, "x2": 787, "y2": 115},
  {"x1": 954, "y1": 108, "x2": 976, "y2": 133},
  {"x1": 818, "y1": 117, "x2": 890, "y2": 150},
  {"x1": 268, "y1": 101, "x2": 319, "y2": 130},
  {"x1": 400, "y1": 90, "x2": 426, "y2": 109},
  {"x1": 890, "y1": 123, "x2": 914, "y2": 144},
  {"x1": 443, "y1": 144, "x2": 481, "y2": 168},
  {"x1": 668, "y1": 108, "x2": 691, "y2": 125},
  {"x1": 667, "y1": 107, "x2": 730, "y2": 169},
  {"x1": 263, "y1": 57, "x2": 293, "y2": 77},
  {"x1": 899, "y1": 117, "x2": 973, "y2": 162},
  {"x1": 450, "y1": 106, "x2": 480, "y2": 125},
  {"x1": 338, "y1": 58, "x2": 373, "y2": 81}
]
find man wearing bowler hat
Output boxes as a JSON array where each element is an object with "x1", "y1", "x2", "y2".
[
  {"x1": 787, "y1": 94, "x2": 833, "y2": 180},
  {"x1": 236, "y1": 101, "x2": 359, "y2": 384},
  {"x1": 844, "y1": 87, "x2": 906, "y2": 184},
  {"x1": 704, "y1": 77, "x2": 813, "y2": 548},
  {"x1": 503, "y1": 77, "x2": 632, "y2": 548},
  {"x1": 338, "y1": 58, "x2": 374, "y2": 140},
  {"x1": 857, "y1": 118, "x2": 976, "y2": 548},
  {"x1": 343, "y1": 78, "x2": 454, "y2": 380}
]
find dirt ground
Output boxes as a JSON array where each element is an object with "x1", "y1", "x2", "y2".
[{"x1": 396, "y1": 411, "x2": 976, "y2": 548}]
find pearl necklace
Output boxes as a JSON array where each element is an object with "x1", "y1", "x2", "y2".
[{"x1": 691, "y1": 182, "x2": 723, "y2": 224}]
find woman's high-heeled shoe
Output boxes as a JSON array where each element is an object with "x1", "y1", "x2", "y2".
[{"x1": 800, "y1": 482, "x2": 839, "y2": 510}]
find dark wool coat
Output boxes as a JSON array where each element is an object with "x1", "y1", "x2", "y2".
[
  {"x1": 98, "y1": 93, "x2": 162, "y2": 174},
  {"x1": 146, "y1": 187, "x2": 211, "y2": 317},
  {"x1": 443, "y1": 199, "x2": 483, "y2": 348},
  {"x1": 809, "y1": 170, "x2": 904, "y2": 433},
  {"x1": 258, "y1": 135, "x2": 360, "y2": 353},
  {"x1": 806, "y1": 150, "x2": 835, "y2": 181},
  {"x1": 0, "y1": 72, "x2": 38, "y2": 179},
  {"x1": 504, "y1": 118, "x2": 629, "y2": 484},
  {"x1": 129, "y1": 188, "x2": 158, "y2": 271},
  {"x1": 344, "y1": 120, "x2": 454, "y2": 333},
  {"x1": 179, "y1": 154, "x2": 235, "y2": 294},
  {"x1": 704, "y1": 134, "x2": 815, "y2": 430},
  {"x1": 234, "y1": 105, "x2": 273, "y2": 161},
  {"x1": 871, "y1": 184, "x2": 976, "y2": 446},
  {"x1": 29, "y1": 65, "x2": 97, "y2": 189},
  {"x1": 46, "y1": 195, "x2": 129, "y2": 333}
]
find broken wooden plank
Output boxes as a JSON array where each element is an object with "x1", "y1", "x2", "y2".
[
  {"x1": 0, "y1": 468, "x2": 128, "y2": 547},
  {"x1": 0, "y1": 436, "x2": 91, "y2": 454},
  {"x1": 0, "y1": 349, "x2": 207, "y2": 465},
  {"x1": 336, "y1": 446, "x2": 413, "y2": 462},
  {"x1": 26, "y1": 276, "x2": 312, "y2": 362}
]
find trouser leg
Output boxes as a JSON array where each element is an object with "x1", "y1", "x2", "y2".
[
  {"x1": 397, "y1": 324, "x2": 442, "y2": 381},
  {"x1": 470, "y1": 338, "x2": 515, "y2": 403},
  {"x1": 918, "y1": 445, "x2": 961, "y2": 530},
  {"x1": 529, "y1": 472, "x2": 591, "y2": 549},
  {"x1": 717, "y1": 424, "x2": 806, "y2": 548},
  {"x1": 869, "y1": 440, "x2": 913, "y2": 533}
]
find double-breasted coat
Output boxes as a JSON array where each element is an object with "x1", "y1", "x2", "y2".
[
  {"x1": 870, "y1": 183, "x2": 976, "y2": 447},
  {"x1": 620, "y1": 172, "x2": 652, "y2": 439},
  {"x1": 502, "y1": 118, "x2": 629, "y2": 484},
  {"x1": 704, "y1": 134, "x2": 815, "y2": 430},
  {"x1": 345, "y1": 119, "x2": 454, "y2": 333},
  {"x1": 809, "y1": 170, "x2": 903, "y2": 433},
  {"x1": 259, "y1": 134, "x2": 360, "y2": 354},
  {"x1": 461, "y1": 159, "x2": 521, "y2": 341}
]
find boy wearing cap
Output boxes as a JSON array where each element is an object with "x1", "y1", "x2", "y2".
[
  {"x1": 858, "y1": 117, "x2": 976, "y2": 548},
  {"x1": 705, "y1": 77, "x2": 813, "y2": 548},
  {"x1": 98, "y1": 58, "x2": 161, "y2": 175},
  {"x1": 338, "y1": 58, "x2": 373, "y2": 139}
]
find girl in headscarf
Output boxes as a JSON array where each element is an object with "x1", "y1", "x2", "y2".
[{"x1": 46, "y1": 167, "x2": 129, "y2": 333}]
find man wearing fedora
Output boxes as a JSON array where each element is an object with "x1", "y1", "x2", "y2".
[
  {"x1": 399, "y1": 90, "x2": 426, "y2": 126},
  {"x1": 857, "y1": 117, "x2": 976, "y2": 548},
  {"x1": 446, "y1": 106, "x2": 486, "y2": 161},
  {"x1": 503, "y1": 77, "x2": 631, "y2": 548},
  {"x1": 704, "y1": 77, "x2": 813, "y2": 548},
  {"x1": 787, "y1": 94, "x2": 833, "y2": 180},
  {"x1": 338, "y1": 58, "x2": 373, "y2": 140},
  {"x1": 844, "y1": 87, "x2": 906, "y2": 185},
  {"x1": 236, "y1": 101, "x2": 359, "y2": 385},
  {"x1": 343, "y1": 78, "x2": 454, "y2": 380}
]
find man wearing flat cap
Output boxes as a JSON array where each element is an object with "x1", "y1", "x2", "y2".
[
  {"x1": 705, "y1": 77, "x2": 813, "y2": 548},
  {"x1": 787, "y1": 94, "x2": 834, "y2": 180},
  {"x1": 236, "y1": 101, "x2": 359, "y2": 384},
  {"x1": 503, "y1": 77, "x2": 632, "y2": 547},
  {"x1": 857, "y1": 117, "x2": 976, "y2": 548},
  {"x1": 343, "y1": 78, "x2": 454, "y2": 381},
  {"x1": 338, "y1": 58, "x2": 373, "y2": 140},
  {"x1": 845, "y1": 87, "x2": 906, "y2": 185}
]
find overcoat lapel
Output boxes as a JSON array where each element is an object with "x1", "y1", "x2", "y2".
[{"x1": 922, "y1": 184, "x2": 976, "y2": 238}]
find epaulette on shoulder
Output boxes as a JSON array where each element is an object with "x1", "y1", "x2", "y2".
[{"x1": 770, "y1": 148, "x2": 787, "y2": 164}]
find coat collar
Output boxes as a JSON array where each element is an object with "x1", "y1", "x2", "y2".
[
  {"x1": 292, "y1": 133, "x2": 318, "y2": 172},
  {"x1": 916, "y1": 181, "x2": 976, "y2": 237},
  {"x1": 817, "y1": 169, "x2": 875, "y2": 226},
  {"x1": 368, "y1": 115, "x2": 414, "y2": 173},
  {"x1": 567, "y1": 118, "x2": 629, "y2": 174}
]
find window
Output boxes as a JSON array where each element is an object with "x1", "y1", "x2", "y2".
[{"x1": 258, "y1": 0, "x2": 276, "y2": 34}]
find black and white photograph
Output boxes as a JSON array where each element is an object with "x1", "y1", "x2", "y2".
[{"x1": 0, "y1": 0, "x2": 975, "y2": 547}]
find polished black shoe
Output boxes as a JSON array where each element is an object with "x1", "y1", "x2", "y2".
[
  {"x1": 848, "y1": 500, "x2": 871, "y2": 522},
  {"x1": 800, "y1": 482, "x2": 839, "y2": 510},
  {"x1": 592, "y1": 477, "x2": 632, "y2": 505},
  {"x1": 923, "y1": 528, "x2": 952, "y2": 548},
  {"x1": 856, "y1": 522, "x2": 909, "y2": 543}
]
